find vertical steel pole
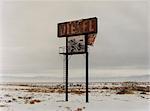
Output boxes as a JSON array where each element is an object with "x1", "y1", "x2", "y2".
[
  {"x1": 66, "y1": 37, "x2": 68, "y2": 101},
  {"x1": 85, "y1": 34, "x2": 89, "y2": 103}
]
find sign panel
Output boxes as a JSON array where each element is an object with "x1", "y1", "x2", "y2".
[
  {"x1": 68, "y1": 36, "x2": 85, "y2": 54},
  {"x1": 87, "y1": 34, "x2": 96, "y2": 46},
  {"x1": 58, "y1": 17, "x2": 97, "y2": 37}
]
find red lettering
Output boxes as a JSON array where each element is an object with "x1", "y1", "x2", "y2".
[
  {"x1": 83, "y1": 20, "x2": 89, "y2": 33},
  {"x1": 59, "y1": 24, "x2": 66, "y2": 36},
  {"x1": 66, "y1": 22, "x2": 71, "y2": 35},
  {"x1": 70, "y1": 21, "x2": 76, "y2": 35},
  {"x1": 58, "y1": 17, "x2": 97, "y2": 37},
  {"x1": 89, "y1": 19, "x2": 96, "y2": 32}
]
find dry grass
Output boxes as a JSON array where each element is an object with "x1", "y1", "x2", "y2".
[
  {"x1": 26, "y1": 87, "x2": 86, "y2": 95},
  {"x1": 0, "y1": 105, "x2": 8, "y2": 107},
  {"x1": 133, "y1": 86, "x2": 150, "y2": 92},
  {"x1": 71, "y1": 89, "x2": 85, "y2": 95}
]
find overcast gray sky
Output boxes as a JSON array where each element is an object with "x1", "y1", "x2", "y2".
[{"x1": 0, "y1": 0, "x2": 149, "y2": 78}]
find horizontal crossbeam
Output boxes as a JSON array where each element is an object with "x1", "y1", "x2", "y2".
[{"x1": 59, "y1": 52, "x2": 86, "y2": 55}]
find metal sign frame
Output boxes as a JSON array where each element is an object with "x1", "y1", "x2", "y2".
[{"x1": 58, "y1": 17, "x2": 98, "y2": 103}]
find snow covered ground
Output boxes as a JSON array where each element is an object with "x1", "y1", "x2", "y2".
[{"x1": 0, "y1": 82, "x2": 149, "y2": 111}]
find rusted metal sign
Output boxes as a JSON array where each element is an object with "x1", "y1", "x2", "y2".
[
  {"x1": 87, "y1": 34, "x2": 96, "y2": 46},
  {"x1": 58, "y1": 17, "x2": 97, "y2": 37}
]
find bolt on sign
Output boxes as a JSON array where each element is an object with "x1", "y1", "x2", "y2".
[{"x1": 58, "y1": 17, "x2": 97, "y2": 37}]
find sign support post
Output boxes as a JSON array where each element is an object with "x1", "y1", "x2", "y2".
[
  {"x1": 66, "y1": 37, "x2": 68, "y2": 101},
  {"x1": 85, "y1": 34, "x2": 89, "y2": 103}
]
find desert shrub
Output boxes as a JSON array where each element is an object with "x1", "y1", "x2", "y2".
[
  {"x1": 116, "y1": 88, "x2": 134, "y2": 94},
  {"x1": 0, "y1": 105, "x2": 7, "y2": 107},
  {"x1": 12, "y1": 98, "x2": 17, "y2": 101},
  {"x1": 57, "y1": 89, "x2": 65, "y2": 93},
  {"x1": 7, "y1": 100, "x2": 12, "y2": 103},
  {"x1": 133, "y1": 86, "x2": 150, "y2": 92},
  {"x1": 102, "y1": 86, "x2": 109, "y2": 89},
  {"x1": 110, "y1": 87, "x2": 118, "y2": 90},
  {"x1": 4, "y1": 94, "x2": 11, "y2": 97},
  {"x1": 146, "y1": 86, "x2": 150, "y2": 92},
  {"x1": 91, "y1": 87, "x2": 99, "y2": 90},
  {"x1": 49, "y1": 89, "x2": 55, "y2": 93},
  {"x1": 75, "y1": 108, "x2": 82, "y2": 111},
  {"x1": 18, "y1": 96, "x2": 23, "y2": 99},
  {"x1": 140, "y1": 91, "x2": 147, "y2": 94},
  {"x1": 29, "y1": 99, "x2": 41, "y2": 104}
]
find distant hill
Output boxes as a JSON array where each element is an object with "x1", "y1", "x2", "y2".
[
  {"x1": 0, "y1": 74, "x2": 149, "y2": 82},
  {"x1": 0, "y1": 76, "x2": 61, "y2": 82},
  {"x1": 88, "y1": 74, "x2": 150, "y2": 82}
]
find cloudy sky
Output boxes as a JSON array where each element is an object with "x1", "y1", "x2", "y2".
[{"x1": 0, "y1": 0, "x2": 149, "y2": 79}]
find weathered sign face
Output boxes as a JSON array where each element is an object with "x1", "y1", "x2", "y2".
[
  {"x1": 68, "y1": 36, "x2": 85, "y2": 53},
  {"x1": 87, "y1": 34, "x2": 96, "y2": 46},
  {"x1": 58, "y1": 17, "x2": 97, "y2": 37}
]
